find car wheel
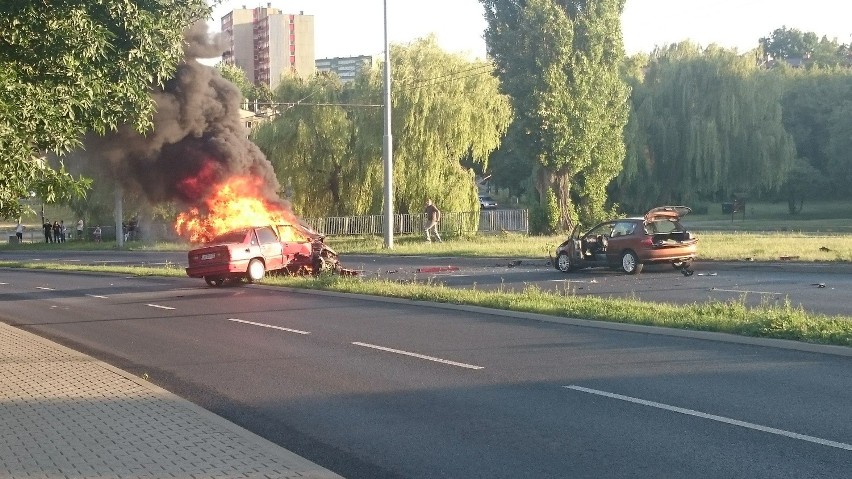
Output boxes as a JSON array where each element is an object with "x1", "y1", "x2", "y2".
[
  {"x1": 556, "y1": 252, "x2": 573, "y2": 273},
  {"x1": 246, "y1": 259, "x2": 265, "y2": 283},
  {"x1": 204, "y1": 276, "x2": 225, "y2": 287},
  {"x1": 620, "y1": 250, "x2": 643, "y2": 275}
]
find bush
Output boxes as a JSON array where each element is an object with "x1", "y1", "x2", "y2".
[{"x1": 529, "y1": 190, "x2": 560, "y2": 235}]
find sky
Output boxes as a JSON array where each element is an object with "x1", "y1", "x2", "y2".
[{"x1": 207, "y1": 0, "x2": 852, "y2": 60}]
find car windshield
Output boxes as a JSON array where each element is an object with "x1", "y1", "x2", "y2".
[
  {"x1": 645, "y1": 219, "x2": 682, "y2": 234},
  {"x1": 480, "y1": 196, "x2": 494, "y2": 201},
  {"x1": 210, "y1": 229, "x2": 250, "y2": 244}
]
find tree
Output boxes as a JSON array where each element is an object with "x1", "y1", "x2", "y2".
[
  {"x1": 253, "y1": 72, "x2": 365, "y2": 217},
  {"x1": 481, "y1": 0, "x2": 630, "y2": 229},
  {"x1": 216, "y1": 62, "x2": 255, "y2": 102},
  {"x1": 0, "y1": 0, "x2": 211, "y2": 219},
  {"x1": 216, "y1": 62, "x2": 275, "y2": 108},
  {"x1": 760, "y1": 26, "x2": 819, "y2": 60},
  {"x1": 614, "y1": 42, "x2": 796, "y2": 209},
  {"x1": 760, "y1": 26, "x2": 850, "y2": 68},
  {"x1": 781, "y1": 68, "x2": 852, "y2": 200},
  {"x1": 253, "y1": 36, "x2": 511, "y2": 219}
]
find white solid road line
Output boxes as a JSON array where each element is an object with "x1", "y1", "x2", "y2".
[
  {"x1": 146, "y1": 303, "x2": 175, "y2": 310},
  {"x1": 226, "y1": 318, "x2": 310, "y2": 335},
  {"x1": 86, "y1": 294, "x2": 108, "y2": 299},
  {"x1": 565, "y1": 385, "x2": 852, "y2": 451},
  {"x1": 352, "y1": 342, "x2": 484, "y2": 370},
  {"x1": 35, "y1": 287, "x2": 54, "y2": 291}
]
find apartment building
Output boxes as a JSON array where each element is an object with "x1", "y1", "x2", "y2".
[
  {"x1": 315, "y1": 55, "x2": 376, "y2": 83},
  {"x1": 221, "y1": 4, "x2": 315, "y2": 90}
]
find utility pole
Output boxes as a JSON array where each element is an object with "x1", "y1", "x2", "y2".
[{"x1": 382, "y1": 0, "x2": 394, "y2": 249}]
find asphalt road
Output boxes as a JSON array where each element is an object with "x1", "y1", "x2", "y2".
[
  {"x1": 1, "y1": 268, "x2": 850, "y2": 478},
  {"x1": 3, "y1": 249, "x2": 852, "y2": 316}
]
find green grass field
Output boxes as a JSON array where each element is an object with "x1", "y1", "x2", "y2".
[{"x1": 4, "y1": 199, "x2": 852, "y2": 262}]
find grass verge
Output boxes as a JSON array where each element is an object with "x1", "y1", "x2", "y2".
[
  {"x1": 328, "y1": 232, "x2": 852, "y2": 262},
  {"x1": 4, "y1": 231, "x2": 852, "y2": 263},
  {"x1": 2, "y1": 260, "x2": 850, "y2": 348}
]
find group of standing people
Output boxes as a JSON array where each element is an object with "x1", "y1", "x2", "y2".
[
  {"x1": 42, "y1": 219, "x2": 67, "y2": 243},
  {"x1": 33, "y1": 219, "x2": 86, "y2": 243}
]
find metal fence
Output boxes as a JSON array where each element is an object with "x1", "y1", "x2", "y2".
[
  {"x1": 303, "y1": 209, "x2": 528, "y2": 237},
  {"x1": 4, "y1": 226, "x2": 118, "y2": 244},
  {"x1": 4, "y1": 210, "x2": 528, "y2": 244}
]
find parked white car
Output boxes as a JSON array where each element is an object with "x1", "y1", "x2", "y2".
[{"x1": 478, "y1": 195, "x2": 498, "y2": 209}]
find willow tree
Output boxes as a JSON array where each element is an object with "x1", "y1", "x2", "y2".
[
  {"x1": 782, "y1": 68, "x2": 852, "y2": 200},
  {"x1": 373, "y1": 36, "x2": 511, "y2": 215},
  {"x1": 481, "y1": 0, "x2": 630, "y2": 228},
  {"x1": 615, "y1": 42, "x2": 795, "y2": 209},
  {"x1": 252, "y1": 73, "x2": 374, "y2": 217},
  {"x1": 254, "y1": 36, "x2": 511, "y2": 218}
]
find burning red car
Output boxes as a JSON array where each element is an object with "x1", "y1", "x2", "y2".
[
  {"x1": 185, "y1": 222, "x2": 345, "y2": 286},
  {"x1": 177, "y1": 175, "x2": 355, "y2": 285}
]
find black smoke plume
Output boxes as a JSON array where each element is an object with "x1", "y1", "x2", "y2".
[{"x1": 80, "y1": 21, "x2": 283, "y2": 209}]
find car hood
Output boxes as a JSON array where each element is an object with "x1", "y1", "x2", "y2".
[{"x1": 644, "y1": 205, "x2": 691, "y2": 221}]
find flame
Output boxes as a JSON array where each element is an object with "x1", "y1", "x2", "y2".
[{"x1": 175, "y1": 175, "x2": 297, "y2": 243}]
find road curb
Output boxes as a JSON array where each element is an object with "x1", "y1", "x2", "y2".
[{"x1": 272, "y1": 286, "x2": 852, "y2": 358}]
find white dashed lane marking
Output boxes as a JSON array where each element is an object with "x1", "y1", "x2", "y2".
[
  {"x1": 226, "y1": 318, "x2": 310, "y2": 335},
  {"x1": 353, "y1": 342, "x2": 484, "y2": 370},
  {"x1": 565, "y1": 385, "x2": 852, "y2": 451},
  {"x1": 146, "y1": 304, "x2": 175, "y2": 310}
]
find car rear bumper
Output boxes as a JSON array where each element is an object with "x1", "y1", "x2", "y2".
[
  {"x1": 639, "y1": 250, "x2": 697, "y2": 263},
  {"x1": 185, "y1": 260, "x2": 250, "y2": 278}
]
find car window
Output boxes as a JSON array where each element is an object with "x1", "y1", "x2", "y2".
[
  {"x1": 586, "y1": 222, "x2": 615, "y2": 237},
  {"x1": 648, "y1": 219, "x2": 680, "y2": 234},
  {"x1": 211, "y1": 229, "x2": 250, "y2": 244},
  {"x1": 256, "y1": 227, "x2": 279, "y2": 245},
  {"x1": 611, "y1": 222, "x2": 635, "y2": 237},
  {"x1": 276, "y1": 224, "x2": 308, "y2": 242}
]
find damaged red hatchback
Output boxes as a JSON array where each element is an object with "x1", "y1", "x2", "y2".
[
  {"x1": 553, "y1": 206, "x2": 698, "y2": 274},
  {"x1": 186, "y1": 223, "x2": 344, "y2": 286}
]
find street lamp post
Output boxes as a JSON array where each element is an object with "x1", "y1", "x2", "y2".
[{"x1": 382, "y1": 0, "x2": 394, "y2": 249}]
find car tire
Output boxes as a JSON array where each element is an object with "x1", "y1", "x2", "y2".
[
  {"x1": 620, "y1": 250, "x2": 643, "y2": 275},
  {"x1": 555, "y1": 252, "x2": 573, "y2": 273},
  {"x1": 204, "y1": 276, "x2": 225, "y2": 287},
  {"x1": 246, "y1": 259, "x2": 265, "y2": 283}
]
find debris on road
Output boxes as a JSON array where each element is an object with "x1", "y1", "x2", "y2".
[
  {"x1": 812, "y1": 283, "x2": 826, "y2": 288},
  {"x1": 507, "y1": 260, "x2": 522, "y2": 268},
  {"x1": 417, "y1": 266, "x2": 460, "y2": 273}
]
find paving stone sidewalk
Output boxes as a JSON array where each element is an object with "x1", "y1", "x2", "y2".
[{"x1": 0, "y1": 322, "x2": 344, "y2": 479}]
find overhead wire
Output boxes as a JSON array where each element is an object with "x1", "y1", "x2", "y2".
[{"x1": 255, "y1": 63, "x2": 497, "y2": 109}]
